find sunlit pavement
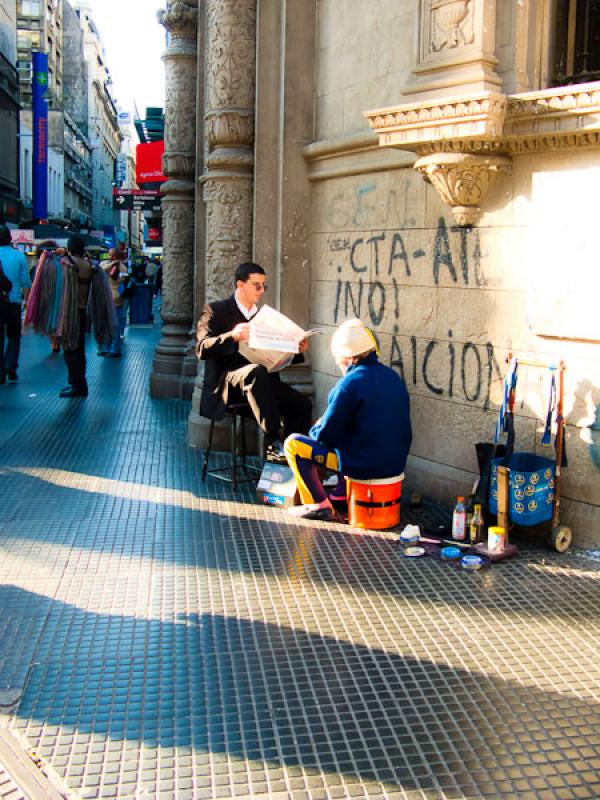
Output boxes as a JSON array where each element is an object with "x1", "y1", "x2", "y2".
[{"x1": 1, "y1": 324, "x2": 600, "y2": 800}]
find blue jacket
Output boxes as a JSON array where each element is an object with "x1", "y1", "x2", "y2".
[
  {"x1": 0, "y1": 246, "x2": 30, "y2": 304},
  {"x1": 309, "y1": 352, "x2": 412, "y2": 479}
]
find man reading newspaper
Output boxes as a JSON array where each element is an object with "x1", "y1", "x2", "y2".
[{"x1": 196, "y1": 262, "x2": 312, "y2": 461}]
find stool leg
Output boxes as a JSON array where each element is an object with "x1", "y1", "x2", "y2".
[
  {"x1": 241, "y1": 415, "x2": 247, "y2": 466},
  {"x1": 231, "y1": 411, "x2": 238, "y2": 491},
  {"x1": 202, "y1": 416, "x2": 216, "y2": 481}
]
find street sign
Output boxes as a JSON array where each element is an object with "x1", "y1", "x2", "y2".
[{"x1": 112, "y1": 189, "x2": 162, "y2": 212}]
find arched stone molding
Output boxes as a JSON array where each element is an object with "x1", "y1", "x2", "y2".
[
  {"x1": 150, "y1": 0, "x2": 198, "y2": 400},
  {"x1": 187, "y1": 0, "x2": 257, "y2": 449}
]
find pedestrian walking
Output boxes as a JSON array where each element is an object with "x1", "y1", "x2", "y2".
[
  {"x1": 59, "y1": 235, "x2": 94, "y2": 397},
  {"x1": 101, "y1": 248, "x2": 127, "y2": 358},
  {"x1": 0, "y1": 226, "x2": 31, "y2": 384}
]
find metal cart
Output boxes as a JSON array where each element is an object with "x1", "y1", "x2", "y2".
[{"x1": 503, "y1": 354, "x2": 572, "y2": 552}]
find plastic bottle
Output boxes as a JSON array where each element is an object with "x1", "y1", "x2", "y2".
[
  {"x1": 452, "y1": 496, "x2": 467, "y2": 541},
  {"x1": 469, "y1": 504, "x2": 484, "y2": 544}
]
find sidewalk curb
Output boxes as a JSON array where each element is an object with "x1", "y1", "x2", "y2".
[{"x1": 0, "y1": 725, "x2": 72, "y2": 800}]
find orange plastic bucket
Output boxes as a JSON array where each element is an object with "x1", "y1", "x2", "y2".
[{"x1": 347, "y1": 474, "x2": 403, "y2": 530}]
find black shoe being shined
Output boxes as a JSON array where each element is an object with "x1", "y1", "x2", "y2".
[{"x1": 265, "y1": 438, "x2": 286, "y2": 463}]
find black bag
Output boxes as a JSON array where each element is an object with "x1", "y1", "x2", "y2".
[
  {"x1": 118, "y1": 275, "x2": 135, "y2": 299},
  {"x1": 0, "y1": 263, "x2": 12, "y2": 303}
]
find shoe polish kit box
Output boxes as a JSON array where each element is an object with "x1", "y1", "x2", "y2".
[{"x1": 256, "y1": 461, "x2": 299, "y2": 508}]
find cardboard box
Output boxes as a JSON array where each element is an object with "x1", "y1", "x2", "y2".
[{"x1": 256, "y1": 461, "x2": 299, "y2": 508}]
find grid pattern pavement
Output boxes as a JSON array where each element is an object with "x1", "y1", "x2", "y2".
[{"x1": 0, "y1": 325, "x2": 599, "y2": 799}]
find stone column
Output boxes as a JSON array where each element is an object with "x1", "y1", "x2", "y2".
[
  {"x1": 150, "y1": 0, "x2": 198, "y2": 400},
  {"x1": 187, "y1": 0, "x2": 257, "y2": 448}
]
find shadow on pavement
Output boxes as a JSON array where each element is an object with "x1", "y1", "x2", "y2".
[{"x1": 3, "y1": 584, "x2": 599, "y2": 798}]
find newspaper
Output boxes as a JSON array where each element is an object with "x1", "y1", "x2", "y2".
[{"x1": 238, "y1": 304, "x2": 324, "y2": 373}]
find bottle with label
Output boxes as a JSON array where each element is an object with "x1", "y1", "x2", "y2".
[
  {"x1": 469, "y1": 504, "x2": 484, "y2": 544},
  {"x1": 452, "y1": 496, "x2": 467, "y2": 541}
]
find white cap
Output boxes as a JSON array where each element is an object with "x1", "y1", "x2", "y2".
[{"x1": 331, "y1": 318, "x2": 377, "y2": 358}]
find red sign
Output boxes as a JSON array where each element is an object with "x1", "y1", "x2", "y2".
[
  {"x1": 136, "y1": 141, "x2": 166, "y2": 185},
  {"x1": 147, "y1": 228, "x2": 161, "y2": 241},
  {"x1": 112, "y1": 189, "x2": 160, "y2": 197},
  {"x1": 11, "y1": 230, "x2": 35, "y2": 244}
]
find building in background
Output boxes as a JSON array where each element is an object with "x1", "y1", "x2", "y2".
[
  {"x1": 71, "y1": 0, "x2": 122, "y2": 242},
  {"x1": 63, "y1": 109, "x2": 91, "y2": 226},
  {"x1": 62, "y1": 0, "x2": 91, "y2": 228},
  {"x1": 0, "y1": 0, "x2": 20, "y2": 223},
  {"x1": 115, "y1": 110, "x2": 143, "y2": 252},
  {"x1": 134, "y1": 106, "x2": 164, "y2": 255},
  {"x1": 16, "y1": 0, "x2": 62, "y2": 108},
  {"x1": 16, "y1": 0, "x2": 64, "y2": 222}
]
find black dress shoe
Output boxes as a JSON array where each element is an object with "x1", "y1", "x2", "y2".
[
  {"x1": 265, "y1": 438, "x2": 286, "y2": 463},
  {"x1": 0, "y1": 375, "x2": 5, "y2": 385},
  {"x1": 6, "y1": 371, "x2": 17, "y2": 382},
  {"x1": 59, "y1": 387, "x2": 88, "y2": 398}
]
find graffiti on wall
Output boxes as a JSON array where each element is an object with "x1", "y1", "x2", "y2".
[{"x1": 330, "y1": 217, "x2": 501, "y2": 408}]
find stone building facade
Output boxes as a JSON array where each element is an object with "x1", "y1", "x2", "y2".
[
  {"x1": 156, "y1": 0, "x2": 600, "y2": 547},
  {"x1": 0, "y1": 0, "x2": 19, "y2": 223}
]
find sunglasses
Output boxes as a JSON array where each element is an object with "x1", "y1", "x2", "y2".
[{"x1": 250, "y1": 282, "x2": 268, "y2": 291}]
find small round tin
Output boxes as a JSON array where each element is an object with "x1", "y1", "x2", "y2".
[
  {"x1": 461, "y1": 554, "x2": 484, "y2": 571},
  {"x1": 404, "y1": 546, "x2": 425, "y2": 558},
  {"x1": 441, "y1": 546, "x2": 462, "y2": 560}
]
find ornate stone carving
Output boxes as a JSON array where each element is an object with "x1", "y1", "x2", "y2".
[
  {"x1": 431, "y1": 0, "x2": 474, "y2": 52},
  {"x1": 150, "y1": 0, "x2": 198, "y2": 399},
  {"x1": 366, "y1": 93, "x2": 507, "y2": 148},
  {"x1": 365, "y1": 80, "x2": 600, "y2": 223},
  {"x1": 205, "y1": 0, "x2": 256, "y2": 111},
  {"x1": 415, "y1": 152, "x2": 512, "y2": 225},
  {"x1": 163, "y1": 59, "x2": 198, "y2": 162},
  {"x1": 203, "y1": 0, "x2": 256, "y2": 302},
  {"x1": 203, "y1": 179, "x2": 252, "y2": 301},
  {"x1": 205, "y1": 109, "x2": 254, "y2": 150},
  {"x1": 158, "y1": 0, "x2": 198, "y2": 32},
  {"x1": 162, "y1": 154, "x2": 196, "y2": 177},
  {"x1": 160, "y1": 188, "x2": 195, "y2": 323}
]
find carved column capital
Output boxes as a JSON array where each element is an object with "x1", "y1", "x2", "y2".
[
  {"x1": 414, "y1": 152, "x2": 511, "y2": 226},
  {"x1": 158, "y1": 1, "x2": 198, "y2": 38},
  {"x1": 205, "y1": 109, "x2": 254, "y2": 149}
]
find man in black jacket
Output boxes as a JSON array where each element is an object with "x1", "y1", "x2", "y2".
[{"x1": 196, "y1": 262, "x2": 312, "y2": 458}]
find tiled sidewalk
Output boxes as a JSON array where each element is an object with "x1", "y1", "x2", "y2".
[{"x1": 0, "y1": 325, "x2": 600, "y2": 800}]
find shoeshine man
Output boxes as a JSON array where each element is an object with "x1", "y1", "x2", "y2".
[
  {"x1": 196, "y1": 262, "x2": 312, "y2": 458},
  {"x1": 285, "y1": 318, "x2": 412, "y2": 520}
]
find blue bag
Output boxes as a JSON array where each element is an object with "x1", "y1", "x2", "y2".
[{"x1": 489, "y1": 452, "x2": 555, "y2": 527}]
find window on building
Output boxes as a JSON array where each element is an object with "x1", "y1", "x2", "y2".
[
  {"x1": 17, "y1": 30, "x2": 41, "y2": 50},
  {"x1": 554, "y1": 0, "x2": 600, "y2": 84},
  {"x1": 17, "y1": 60, "x2": 33, "y2": 80},
  {"x1": 18, "y1": 0, "x2": 41, "y2": 16}
]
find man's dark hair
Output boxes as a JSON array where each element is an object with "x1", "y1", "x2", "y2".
[
  {"x1": 67, "y1": 235, "x2": 85, "y2": 257},
  {"x1": 0, "y1": 227, "x2": 12, "y2": 246},
  {"x1": 235, "y1": 262, "x2": 265, "y2": 284}
]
